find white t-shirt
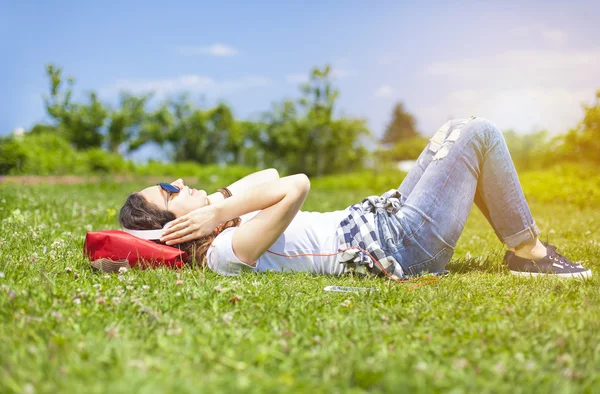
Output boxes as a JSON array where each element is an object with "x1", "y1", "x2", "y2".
[{"x1": 206, "y1": 209, "x2": 364, "y2": 276}]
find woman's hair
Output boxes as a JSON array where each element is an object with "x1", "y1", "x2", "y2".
[{"x1": 119, "y1": 193, "x2": 241, "y2": 267}]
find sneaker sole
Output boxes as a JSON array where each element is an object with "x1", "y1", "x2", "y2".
[
  {"x1": 89, "y1": 258, "x2": 130, "y2": 273},
  {"x1": 509, "y1": 269, "x2": 592, "y2": 279}
]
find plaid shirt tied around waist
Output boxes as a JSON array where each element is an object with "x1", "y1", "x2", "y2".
[{"x1": 335, "y1": 189, "x2": 407, "y2": 280}]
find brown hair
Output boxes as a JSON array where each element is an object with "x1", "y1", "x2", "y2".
[{"x1": 118, "y1": 193, "x2": 240, "y2": 267}]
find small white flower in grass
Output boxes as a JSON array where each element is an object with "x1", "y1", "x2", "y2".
[
  {"x1": 93, "y1": 284, "x2": 101, "y2": 289},
  {"x1": 0, "y1": 272, "x2": 4, "y2": 279},
  {"x1": 222, "y1": 312, "x2": 234, "y2": 324},
  {"x1": 494, "y1": 362, "x2": 506, "y2": 374},
  {"x1": 167, "y1": 327, "x2": 183, "y2": 336},
  {"x1": 453, "y1": 358, "x2": 469, "y2": 369},
  {"x1": 175, "y1": 292, "x2": 181, "y2": 296},
  {"x1": 65, "y1": 266, "x2": 73, "y2": 273},
  {"x1": 52, "y1": 311, "x2": 62, "y2": 320},
  {"x1": 23, "y1": 383, "x2": 35, "y2": 394},
  {"x1": 103, "y1": 274, "x2": 110, "y2": 279},
  {"x1": 118, "y1": 267, "x2": 128, "y2": 274},
  {"x1": 126, "y1": 285, "x2": 134, "y2": 291},
  {"x1": 340, "y1": 299, "x2": 351, "y2": 307},
  {"x1": 142, "y1": 285, "x2": 150, "y2": 291},
  {"x1": 73, "y1": 298, "x2": 81, "y2": 305},
  {"x1": 84, "y1": 224, "x2": 93, "y2": 232},
  {"x1": 175, "y1": 279, "x2": 183, "y2": 286},
  {"x1": 112, "y1": 297, "x2": 121, "y2": 305},
  {"x1": 415, "y1": 361, "x2": 428, "y2": 372},
  {"x1": 514, "y1": 353, "x2": 525, "y2": 362}
]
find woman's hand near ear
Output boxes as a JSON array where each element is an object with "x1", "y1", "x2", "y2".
[{"x1": 160, "y1": 205, "x2": 220, "y2": 245}]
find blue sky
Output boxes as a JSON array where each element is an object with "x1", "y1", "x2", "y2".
[{"x1": 3, "y1": 0, "x2": 599, "y2": 153}]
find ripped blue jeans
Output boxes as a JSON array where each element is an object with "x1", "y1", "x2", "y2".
[{"x1": 388, "y1": 117, "x2": 541, "y2": 276}]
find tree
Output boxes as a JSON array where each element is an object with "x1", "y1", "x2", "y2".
[
  {"x1": 560, "y1": 89, "x2": 600, "y2": 164},
  {"x1": 263, "y1": 65, "x2": 370, "y2": 176},
  {"x1": 106, "y1": 93, "x2": 150, "y2": 153},
  {"x1": 381, "y1": 102, "x2": 419, "y2": 144},
  {"x1": 43, "y1": 64, "x2": 107, "y2": 150}
]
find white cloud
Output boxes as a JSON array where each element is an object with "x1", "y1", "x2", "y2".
[
  {"x1": 101, "y1": 74, "x2": 270, "y2": 97},
  {"x1": 418, "y1": 48, "x2": 600, "y2": 134},
  {"x1": 416, "y1": 87, "x2": 592, "y2": 135},
  {"x1": 373, "y1": 84, "x2": 394, "y2": 98},
  {"x1": 176, "y1": 43, "x2": 239, "y2": 57},
  {"x1": 509, "y1": 24, "x2": 568, "y2": 46}
]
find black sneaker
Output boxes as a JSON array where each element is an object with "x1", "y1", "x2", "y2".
[{"x1": 504, "y1": 241, "x2": 592, "y2": 278}]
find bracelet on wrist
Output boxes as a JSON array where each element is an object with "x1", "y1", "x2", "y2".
[{"x1": 217, "y1": 187, "x2": 232, "y2": 199}]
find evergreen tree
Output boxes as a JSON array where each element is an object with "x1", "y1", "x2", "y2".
[{"x1": 381, "y1": 102, "x2": 418, "y2": 144}]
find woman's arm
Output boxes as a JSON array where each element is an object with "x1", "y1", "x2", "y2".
[
  {"x1": 161, "y1": 174, "x2": 310, "y2": 265},
  {"x1": 222, "y1": 174, "x2": 309, "y2": 264},
  {"x1": 207, "y1": 168, "x2": 279, "y2": 204}
]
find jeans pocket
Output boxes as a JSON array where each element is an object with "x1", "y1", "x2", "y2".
[{"x1": 406, "y1": 246, "x2": 454, "y2": 276}]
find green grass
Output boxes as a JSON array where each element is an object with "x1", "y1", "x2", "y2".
[{"x1": 1, "y1": 169, "x2": 599, "y2": 393}]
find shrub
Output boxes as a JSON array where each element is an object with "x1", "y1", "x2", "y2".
[
  {"x1": 378, "y1": 137, "x2": 430, "y2": 162},
  {"x1": 0, "y1": 132, "x2": 79, "y2": 175},
  {"x1": 520, "y1": 162, "x2": 600, "y2": 207},
  {"x1": 0, "y1": 132, "x2": 134, "y2": 175}
]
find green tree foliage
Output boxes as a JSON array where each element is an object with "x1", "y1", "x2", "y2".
[
  {"x1": 264, "y1": 66, "x2": 370, "y2": 176},
  {"x1": 559, "y1": 89, "x2": 600, "y2": 164},
  {"x1": 381, "y1": 102, "x2": 419, "y2": 144},
  {"x1": 107, "y1": 93, "x2": 150, "y2": 153},
  {"x1": 43, "y1": 65, "x2": 108, "y2": 149},
  {"x1": 501, "y1": 129, "x2": 557, "y2": 171},
  {"x1": 11, "y1": 63, "x2": 597, "y2": 177},
  {"x1": 378, "y1": 136, "x2": 430, "y2": 162}
]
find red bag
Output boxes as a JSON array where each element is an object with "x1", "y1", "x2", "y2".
[{"x1": 84, "y1": 230, "x2": 187, "y2": 272}]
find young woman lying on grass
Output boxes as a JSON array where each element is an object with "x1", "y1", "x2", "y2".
[{"x1": 119, "y1": 117, "x2": 592, "y2": 279}]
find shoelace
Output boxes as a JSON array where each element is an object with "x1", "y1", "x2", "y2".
[{"x1": 543, "y1": 242, "x2": 577, "y2": 267}]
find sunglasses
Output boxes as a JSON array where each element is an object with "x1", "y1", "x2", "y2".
[{"x1": 157, "y1": 183, "x2": 180, "y2": 210}]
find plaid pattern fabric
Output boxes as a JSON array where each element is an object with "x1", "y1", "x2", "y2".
[{"x1": 336, "y1": 189, "x2": 406, "y2": 279}]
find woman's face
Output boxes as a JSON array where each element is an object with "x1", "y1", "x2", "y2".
[{"x1": 139, "y1": 179, "x2": 208, "y2": 217}]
